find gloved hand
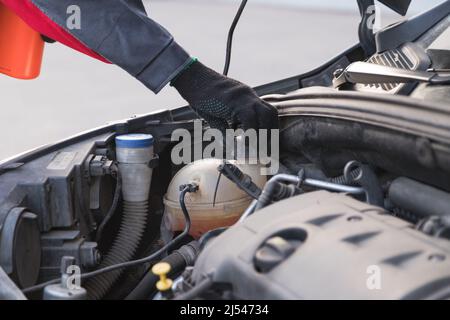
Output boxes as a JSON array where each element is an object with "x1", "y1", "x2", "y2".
[{"x1": 172, "y1": 60, "x2": 279, "y2": 132}]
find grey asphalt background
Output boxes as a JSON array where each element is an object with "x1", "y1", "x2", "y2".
[{"x1": 0, "y1": 0, "x2": 445, "y2": 160}]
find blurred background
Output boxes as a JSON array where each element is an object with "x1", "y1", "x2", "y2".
[{"x1": 0, "y1": 0, "x2": 445, "y2": 160}]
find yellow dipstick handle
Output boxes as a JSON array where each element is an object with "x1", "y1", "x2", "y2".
[{"x1": 152, "y1": 262, "x2": 173, "y2": 292}]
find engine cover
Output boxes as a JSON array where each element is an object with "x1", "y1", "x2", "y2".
[{"x1": 192, "y1": 191, "x2": 450, "y2": 299}]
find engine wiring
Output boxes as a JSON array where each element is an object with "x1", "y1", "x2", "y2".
[
  {"x1": 217, "y1": 160, "x2": 262, "y2": 199},
  {"x1": 22, "y1": 183, "x2": 198, "y2": 295},
  {"x1": 223, "y1": 0, "x2": 249, "y2": 75}
]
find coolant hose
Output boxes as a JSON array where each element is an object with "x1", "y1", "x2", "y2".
[
  {"x1": 255, "y1": 174, "x2": 301, "y2": 210},
  {"x1": 389, "y1": 177, "x2": 450, "y2": 219},
  {"x1": 84, "y1": 200, "x2": 148, "y2": 299},
  {"x1": 125, "y1": 241, "x2": 200, "y2": 300},
  {"x1": 329, "y1": 168, "x2": 361, "y2": 185}
]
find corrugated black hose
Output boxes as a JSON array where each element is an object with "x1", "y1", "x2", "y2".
[
  {"x1": 22, "y1": 184, "x2": 196, "y2": 296},
  {"x1": 84, "y1": 197, "x2": 149, "y2": 299},
  {"x1": 125, "y1": 241, "x2": 200, "y2": 300}
]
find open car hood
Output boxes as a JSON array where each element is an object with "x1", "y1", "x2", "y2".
[{"x1": 378, "y1": 0, "x2": 412, "y2": 16}]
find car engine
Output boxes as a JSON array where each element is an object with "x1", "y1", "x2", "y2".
[{"x1": 0, "y1": 0, "x2": 450, "y2": 301}]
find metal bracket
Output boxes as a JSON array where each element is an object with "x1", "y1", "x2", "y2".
[
  {"x1": 148, "y1": 154, "x2": 160, "y2": 169},
  {"x1": 86, "y1": 155, "x2": 116, "y2": 210},
  {"x1": 343, "y1": 161, "x2": 384, "y2": 206},
  {"x1": 333, "y1": 61, "x2": 450, "y2": 88}
]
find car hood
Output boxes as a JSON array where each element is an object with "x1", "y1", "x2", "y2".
[{"x1": 378, "y1": 0, "x2": 412, "y2": 16}]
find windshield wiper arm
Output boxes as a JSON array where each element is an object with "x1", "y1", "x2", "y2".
[{"x1": 333, "y1": 61, "x2": 450, "y2": 88}]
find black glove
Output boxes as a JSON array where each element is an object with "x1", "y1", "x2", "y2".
[{"x1": 172, "y1": 60, "x2": 279, "y2": 132}]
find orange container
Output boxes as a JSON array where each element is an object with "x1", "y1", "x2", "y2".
[{"x1": 0, "y1": 3, "x2": 44, "y2": 79}]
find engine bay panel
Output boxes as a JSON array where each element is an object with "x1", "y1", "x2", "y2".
[{"x1": 193, "y1": 191, "x2": 450, "y2": 300}]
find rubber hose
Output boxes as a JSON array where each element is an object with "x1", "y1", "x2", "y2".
[
  {"x1": 125, "y1": 240, "x2": 200, "y2": 300},
  {"x1": 392, "y1": 207, "x2": 419, "y2": 224},
  {"x1": 330, "y1": 168, "x2": 361, "y2": 185},
  {"x1": 125, "y1": 252, "x2": 185, "y2": 300},
  {"x1": 255, "y1": 181, "x2": 279, "y2": 210},
  {"x1": 389, "y1": 177, "x2": 450, "y2": 219},
  {"x1": 84, "y1": 200, "x2": 148, "y2": 299}
]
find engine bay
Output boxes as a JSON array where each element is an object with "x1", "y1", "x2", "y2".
[{"x1": 1, "y1": 1, "x2": 450, "y2": 300}]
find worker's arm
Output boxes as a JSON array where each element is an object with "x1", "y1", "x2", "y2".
[
  {"x1": 1, "y1": 0, "x2": 191, "y2": 93},
  {"x1": 2, "y1": 0, "x2": 278, "y2": 131}
]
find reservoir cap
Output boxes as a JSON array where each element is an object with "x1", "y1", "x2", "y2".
[{"x1": 116, "y1": 134, "x2": 154, "y2": 149}]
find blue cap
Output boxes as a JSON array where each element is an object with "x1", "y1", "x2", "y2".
[{"x1": 116, "y1": 134, "x2": 154, "y2": 149}]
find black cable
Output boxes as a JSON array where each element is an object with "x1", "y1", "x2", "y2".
[
  {"x1": 212, "y1": 172, "x2": 222, "y2": 207},
  {"x1": 95, "y1": 168, "x2": 122, "y2": 242},
  {"x1": 173, "y1": 277, "x2": 214, "y2": 300},
  {"x1": 23, "y1": 184, "x2": 197, "y2": 295},
  {"x1": 218, "y1": 160, "x2": 261, "y2": 199},
  {"x1": 223, "y1": 0, "x2": 248, "y2": 76}
]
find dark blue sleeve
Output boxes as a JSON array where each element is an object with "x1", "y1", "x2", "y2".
[{"x1": 32, "y1": 0, "x2": 191, "y2": 93}]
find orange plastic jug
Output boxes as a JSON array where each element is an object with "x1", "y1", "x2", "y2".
[{"x1": 0, "y1": 2, "x2": 44, "y2": 79}]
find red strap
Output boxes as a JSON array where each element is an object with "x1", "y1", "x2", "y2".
[{"x1": 0, "y1": 0, "x2": 110, "y2": 63}]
